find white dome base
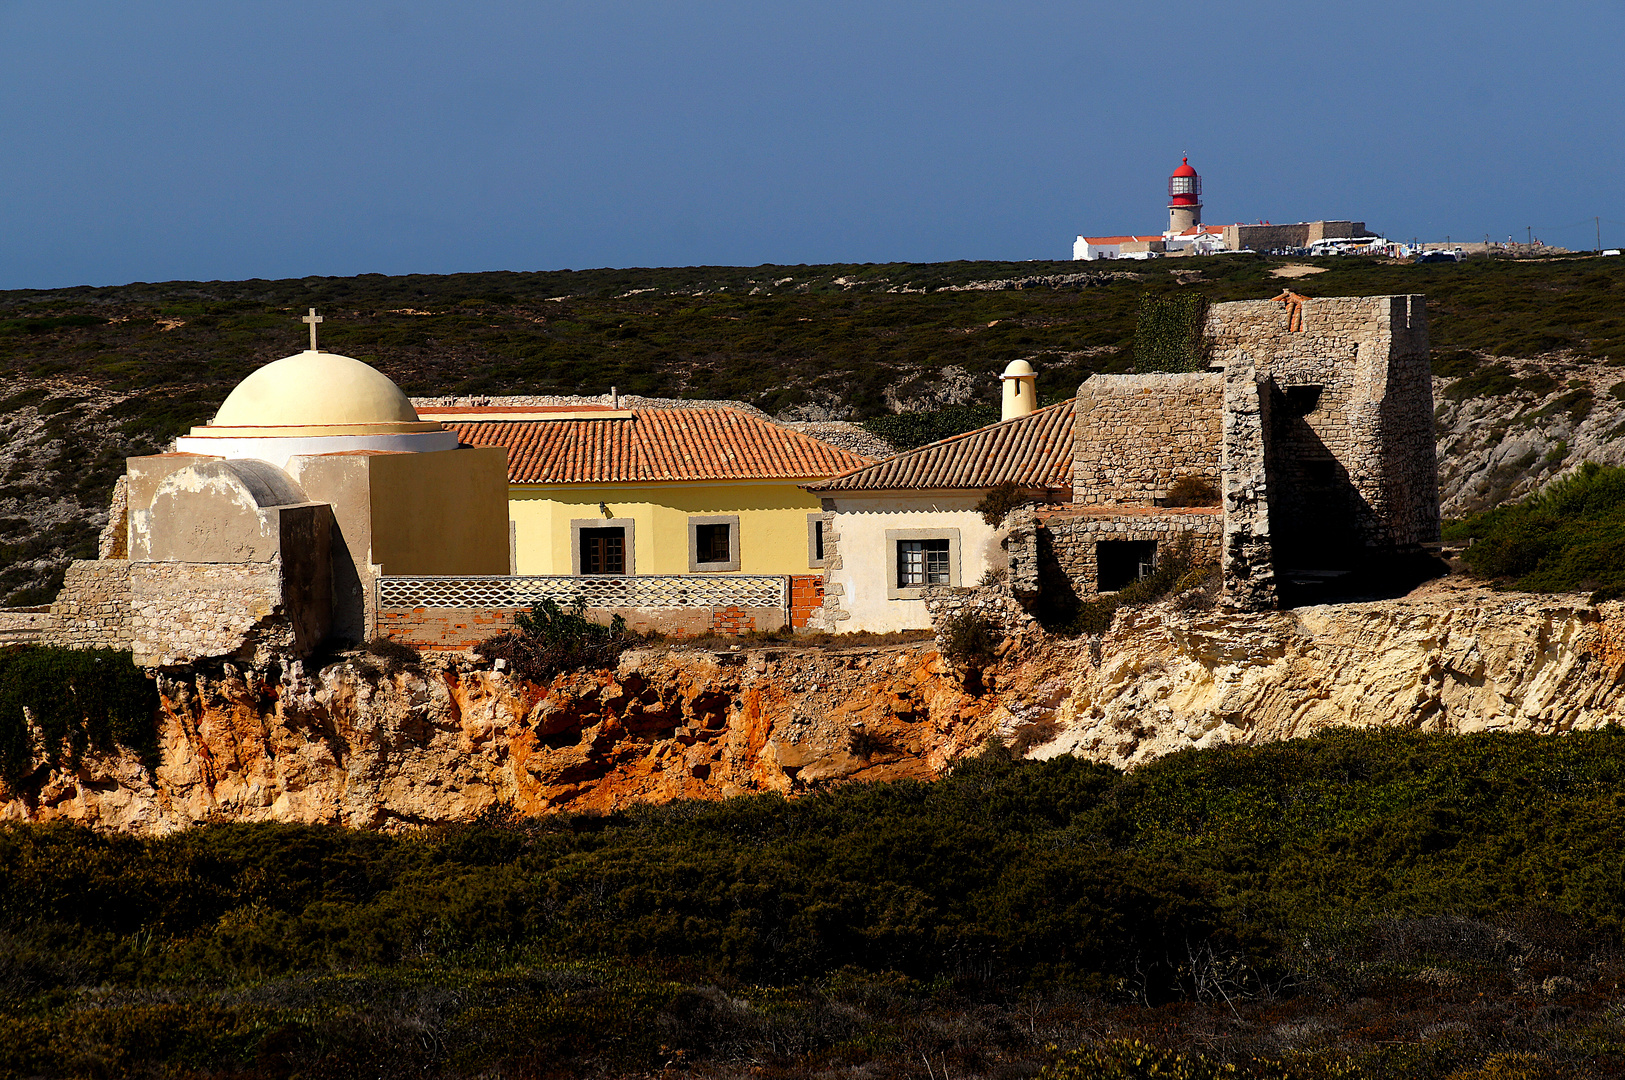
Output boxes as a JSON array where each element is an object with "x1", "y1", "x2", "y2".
[{"x1": 175, "y1": 429, "x2": 460, "y2": 471}]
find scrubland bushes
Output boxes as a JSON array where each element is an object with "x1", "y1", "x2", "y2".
[
  {"x1": 5, "y1": 730, "x2": 1625, "y2": 1074},
  {"x1": 1447, "y1": 460, "x2": 1625, "y2": 601}
]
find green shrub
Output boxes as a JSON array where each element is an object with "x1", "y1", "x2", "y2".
[
  {"x1": 974, "y1": 479, "x2": 1027, "y2": 526},
  {"x1": 1445, "y1": 460, "x2": 1625, "y2": 601},
  {"x1": 0, "y1": 646, "x2": 157, "y2": 784},
  {"x1": 861, "y1": 403, "x2": 999, "y2": 451},
  {"x1": 1164, "y1": 474, "x2": 1220, "y2": 507},
  {"x1": 938, "y1": 610, "x2": 1001, "y2": 665},
  {"x1": 474, "y1": 597, "x2": 636, "y2": 681},
  {"x1": 1133, "y1": 293, "x2": 1208, "y2": 373},
  {"x1": 1041, "y1": 1040, "x2": 1364, "y2": 1080}
]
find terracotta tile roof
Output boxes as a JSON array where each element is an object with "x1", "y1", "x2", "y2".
[
  {"x1": 1082, "y1": 235, "x2": 1165, "y2": 245},
  {"x1": 806, "y1": 400, "x2": 1075, "y2": 493},
  {"x1": 449, "y1": 408, "x2": 874, "y2": 484}
]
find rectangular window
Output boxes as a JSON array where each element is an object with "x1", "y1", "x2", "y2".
[
  {"x1": 807, "y1": 513, "x2": 828, "y2": 567},
  {"x1": 1096, "y1": 539, "x2": 1156, "y2": 592},
  {"x1": 897, "y1": 538, "x2": 951, "y2": 587},
  {"x1": 695, "y1": 522, "x2": 731, "y2": 564},
  {"x1": 687, "y1": 515, "x2": 741, "y2": 572},
  {"x1": 580, "y1": 528, "x2": 625, "y2": 575}
]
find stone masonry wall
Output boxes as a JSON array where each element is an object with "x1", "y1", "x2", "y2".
[
  {"x1": 130, "y1": 560, "x2": 292, "y2": 668},
  {"x1": 1036, "y1": 508, "x2": 1222, "y2": 595},
  {"x1": 1221, "y1": 359, "x2": 1278, "y2": 611},
  {"x1": 97, "y1": 476, "x2": 129, "y2": 560},
  {"x1": 1205, "y1": 294, "x2": 1439, "y2": 558},
  {"x1": 43, "y1": 560, "x2": 132, "y2": 650},
  {"x1": 1072, "y1": 372, "x2": 1222, "y2": 507}
]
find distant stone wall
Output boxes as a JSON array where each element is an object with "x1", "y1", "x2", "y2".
[
  {"x1": 1072, "y1": 372, "x2": 1222, "y2": 507},
  {"x1": 44, "y1": 560, "x2": 132, "y2": 650},
  {"x1": 1222, "y1": 221, "x2": 1367, "y2": 251},
  {"x1": 411, "y1": 393, "x2": 774, "y2": 420},
  {"x1": 130, "y1": 560, "x2": 292, "y2": 668}
]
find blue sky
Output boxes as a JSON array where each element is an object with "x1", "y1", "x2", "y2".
[{"x1": 0, "y1": 2, "x2": 1618, "y2": 289}]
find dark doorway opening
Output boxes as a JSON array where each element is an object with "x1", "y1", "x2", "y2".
[
  {"x1": 1097, "y1": 539, "x2": 1157, "y2": 592},
  {"x1": 580, "y1": 528, "x2": 626, "y2": 575}
]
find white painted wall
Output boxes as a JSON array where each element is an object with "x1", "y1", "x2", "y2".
[
  {"x1": 825, "y1": 494, "x2": 1004, "y2": 633},
  {"x1": 175, "y1": 430, "x2": 458, "y2": 470}
]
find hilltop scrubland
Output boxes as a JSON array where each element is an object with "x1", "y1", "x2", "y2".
[
  {"x1": 6, "y1": 730, "x2": 1625, "y2": 1077},
  {"x1": 5, "y1": 253, "x2": 1625, "y2": 604}
]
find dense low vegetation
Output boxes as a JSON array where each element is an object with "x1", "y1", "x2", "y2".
[
  {"x1": 0, "y1": 646, "x2": 156, "y2": 784},
  {"x1": 1446, "y1": 460, "x2": 1625, "y2": 601},
  {"x1": 8, "y1": 729, "x2": 1625, "y2": 1076}
]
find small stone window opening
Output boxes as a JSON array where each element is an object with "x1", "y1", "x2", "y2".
[
  {"x1": 581, "y1": 527, "x2": 626, "y2": 575},
  {"x1": 695, "y1": 523, "x2": 731, "y2": 565},
  {"x1": 1096, "y1": 539, "x2": 1157, "y2": 592},
  {"x1": 813, "y1": 520, "x2": 824, "y2": 561},
  {"x1": 1283, "y1": 385, "x2": 1323, "y2": 415},
  {"x1": 897, "y1": 539, "x2": 951, "y2": 587}
]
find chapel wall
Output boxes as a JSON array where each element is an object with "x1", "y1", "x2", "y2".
[
  {"x1": 1071, "y1": 372, "x2": 1222, "y2": 507},
  {"x1": 130, "y1": 560, "x2": 292, "y2": 668}
]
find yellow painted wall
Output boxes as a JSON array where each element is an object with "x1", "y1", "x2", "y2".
[
  {"x1": 509, "y1": 480, "x2": 824, "y2": 576},
  {"x1": 370, "y1": 446, "x2": 511, "y2": 575}
]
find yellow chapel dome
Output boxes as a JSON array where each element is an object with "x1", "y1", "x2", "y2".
[{"x1": 211, "y1": 350, "x2": 424, "y2": 428}]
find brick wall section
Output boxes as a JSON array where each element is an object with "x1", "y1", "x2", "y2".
[
  {"x1": 1072, "y1": 372, "x2": 1222, "y2": 506},
  {"x1": 789, "y1": 574, "x2": 824, "y2": 629},
  {"x1": 377, "y1": 607, "x2": 519, "y2": 650},
  {"x1": 379, "y1": 602, "x2": 792, "y2": 649},
  {"x1": 43, "y1": 560, "x2": 132, "y2": 650},
  {"x1": 129, "y1": 561, "x2": 293, "y2": 668},
  {"x1": 711, "y1": 606, "x2": 756, "y2": 635}
]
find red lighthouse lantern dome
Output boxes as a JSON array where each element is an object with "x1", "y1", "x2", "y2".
[{"x1": 1168, "y1": 157, "x2": 1201, "y2": 206}]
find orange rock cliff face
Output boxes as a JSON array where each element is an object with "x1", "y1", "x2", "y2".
[
  {"x1": 6, "y1": 587, "x2": 1624, "y2": 836},
  {"x1": 0, "y1": 643, "x2": 1057, "y2": 834}
]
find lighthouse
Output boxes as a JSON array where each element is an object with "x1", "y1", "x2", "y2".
[{"x1": 1168, "y1": 157, "x2": 1202, "y2": 234}]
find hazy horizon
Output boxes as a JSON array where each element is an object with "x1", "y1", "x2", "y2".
[{"x1": 1, "y1": 1, "x2": 1617, "y2": 290}]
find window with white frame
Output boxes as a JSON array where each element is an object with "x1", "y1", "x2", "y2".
[{"x1": 885, "y1": 528, "x2": 961, "y2": 599}]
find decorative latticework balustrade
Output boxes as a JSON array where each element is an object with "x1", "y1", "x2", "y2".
[{"x1": 377, "y1": 574, "x2": 788, "y2": 611}]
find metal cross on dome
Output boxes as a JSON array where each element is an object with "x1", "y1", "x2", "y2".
[{"x1": 302, "y1": 308, "x2": 323, "y2": 352}]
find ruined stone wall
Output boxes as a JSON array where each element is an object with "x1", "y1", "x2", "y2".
[
  {"x1": 1071, "y1": 372, "x2": 1222, "y2": 507},
  {"x1": 1036, "y1": 508, "x2": 1222, "y2": 595},
  {"x1": 1204, "y1": 294, "x2": 1439, "y2": 559},
  {"x1": 130, "y1": 560, "x2": 293, "y2": 668},
  {"x1": 923, "y1": 583, "x2": 1040, "y2": 652},
  {"x1": 97, "y1": 476, "x2": 128, "y2": 560},
  {"x1": 1221, "y1": 359, "x2": 1278, "y2": 611},
  {"x1": 44, "y1": 560, "x2": 132, "y2": 650}
]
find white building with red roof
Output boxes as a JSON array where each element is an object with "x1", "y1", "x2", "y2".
[{"x1": 1073, "y1": 158, "x2": 1230, "y2": 260}]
